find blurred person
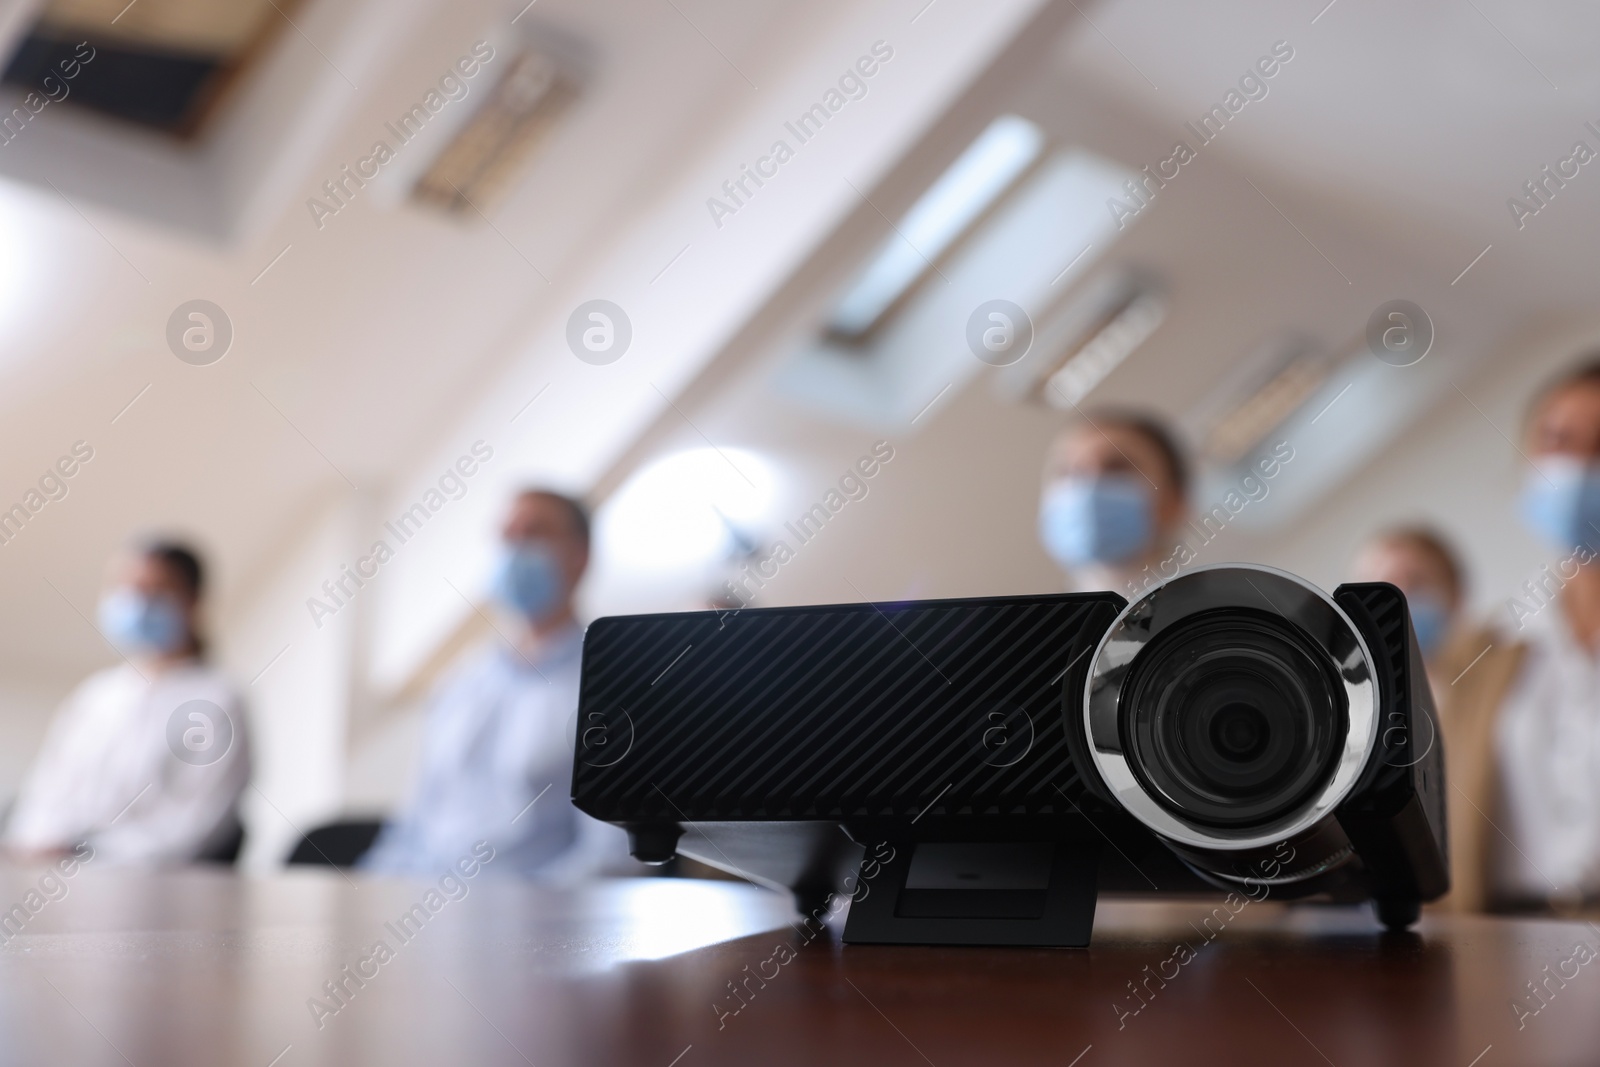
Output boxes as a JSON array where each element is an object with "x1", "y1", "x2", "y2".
[
  {"x1": 1443, "y1": 358, "x2": 1600, "y2": 913},
  {"x1": 3, "y1": 540, "x2": 249, "y2": 866},
  {"x1": 362, "y1": 489, "x2": 624, "y2": 879},
  {"x1": 1349, "y1": 525, "x2": 1470, "y2": 680},
  {"x1": 1038, "y1": 411, "x2": 1191, "y2": 594}
]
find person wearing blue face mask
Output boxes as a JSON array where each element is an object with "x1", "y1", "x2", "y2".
[
  {"x1": 3, "y1": 540, "x2": 249, "y2": 866},
  {"x1": 1349, "y1": 526, "x2": 1468, "y2": 675},
  {"x1": 1434, "y1": 358, "x2": 1600, "y2": 915},
  {"x1": 1038, "y1": 412, "x2": 1191, "y2": 593},
  {"x1": 362, "y1": 489, "x2": 627, "y2": 879}
]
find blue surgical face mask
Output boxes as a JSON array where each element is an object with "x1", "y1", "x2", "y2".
[
  {"x1": 97, "y1": 588, "x2": 188, "y2": 656},
  {"x1": 1519, "y1": 456, "x2": 1600, "y2": 552},
  {"x1": 490, "y1": 541, "x2": 563, "y2": 620},
  {"x1": 1038, "y1": 476, "x2": 1154, "y2": 570},
  {"x1": 1406, "y1": 591, "x2": 1451, "y2": 661}
]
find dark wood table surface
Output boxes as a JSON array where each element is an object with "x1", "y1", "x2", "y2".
[{"x1": 0, "y1": 862, "x2": 1595, "y2": 1066}]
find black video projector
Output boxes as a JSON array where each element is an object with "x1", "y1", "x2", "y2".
[{"x1": 571, "y1": 565, "x2": 1447, "y2": 946}]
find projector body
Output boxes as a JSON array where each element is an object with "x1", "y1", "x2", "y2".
[{"x1": 571, "y1": 565, "x2": 1447, "y2": 946}]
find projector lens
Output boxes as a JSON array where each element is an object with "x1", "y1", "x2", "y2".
[{"x1": 1121, "y1": 607, "x2": 1347, "y2": 830}]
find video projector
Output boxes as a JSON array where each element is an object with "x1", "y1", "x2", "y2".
[{"x1": 571, "y1": 565, "x2": 1447, "y2": 947}]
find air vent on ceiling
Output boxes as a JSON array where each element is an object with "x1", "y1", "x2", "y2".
[
  {"x1": 411, "y1": 44, "x2": 579, "y2": 216},
  {"x1": 1034, "y1": 288, "x2": 1166, "y2": 410},
  {"x1": 1190, "y1": 336, "x2": 1330, "y2": 465},
  {"x1": 988, "y1": 267, "x2": 1165, "y2": 411}
]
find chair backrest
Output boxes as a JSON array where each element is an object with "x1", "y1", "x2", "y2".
[
  {"x1": 285, "y1": 819, "x2": 384, "y2": 867},
  {"x1": 195, "y1": 818, "x2": 245, "y2": 866}
]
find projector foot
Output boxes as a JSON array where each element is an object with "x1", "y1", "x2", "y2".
[
  {"x1": 625, "y1": 823, "x2": 683, "y2": 865},
  {"x1": 1374, "y1": 896, "x2": 1420, "y2": 931}
]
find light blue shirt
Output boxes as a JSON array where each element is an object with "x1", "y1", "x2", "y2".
[{"x1": 363, "y1": 625, "x2": 597, "y2": 878}]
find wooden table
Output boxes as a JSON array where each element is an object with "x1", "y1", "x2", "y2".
[{"x1": 0, "y1": 862, "x2": 1594, "y2": 1066}]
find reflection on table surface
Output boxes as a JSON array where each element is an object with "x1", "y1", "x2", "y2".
[{"x1": 0, "y1": 863, "x2": 1594, "y2": 1066}]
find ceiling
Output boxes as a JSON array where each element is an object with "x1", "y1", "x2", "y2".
[
  {"x1": 1059, "y1": 0, "x2": 1600, "y2": 311},
  {"x1": 0, "y1": 0, "x2": 1048, "y2": 684},
  {"x1": 0, "y1": 0, "x2": 1592, "y2": 692}
]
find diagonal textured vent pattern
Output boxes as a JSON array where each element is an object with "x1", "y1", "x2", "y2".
[
  {"x1": 1335, "y1": 582, "x2": 1417, "y2": 797},
  {"x1": 572, "y1": 594, "x2": 1122, "y2": 822}
]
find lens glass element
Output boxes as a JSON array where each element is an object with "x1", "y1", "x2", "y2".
[{"x1": 1120, "y1": 607, "x2": 1347, "y2": 829}]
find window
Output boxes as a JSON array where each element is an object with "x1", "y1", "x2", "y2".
[{"x1": 827, "y1": 114, "x2": 1045, "y2": 339}]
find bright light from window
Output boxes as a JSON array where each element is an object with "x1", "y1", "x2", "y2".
[
  {"x1": 597, "y1": 447, "x2": 777, "y2": 572},
  {"x1": 828, "y1": 114, "x2": 1045, "y2": 338},
  {"x1": 0, "y1": 187, "x2": 49, "y2": 344}
]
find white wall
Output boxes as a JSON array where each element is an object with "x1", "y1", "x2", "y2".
[{"x1": 221, "y1": 494, "x2": 362, "y2": 870}]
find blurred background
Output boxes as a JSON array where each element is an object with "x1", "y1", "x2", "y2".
[{"x1": 0, "y1": 0, "x2": 1586, "y2": 869}]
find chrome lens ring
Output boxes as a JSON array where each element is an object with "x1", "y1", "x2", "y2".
[{"x1": 1082, "y1": 564, "x2": 1378, "y2": 853}]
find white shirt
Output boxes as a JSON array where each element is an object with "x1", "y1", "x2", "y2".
[
  {"x1": 362, "y1": 625, "x2": 626, "y2": 880},
  {"x1": 4, "y1": 662, "x2": 250, "y2": 866},
  {"x1": 1495, "y1": 605, "x2": 1600, "y2": 900}
]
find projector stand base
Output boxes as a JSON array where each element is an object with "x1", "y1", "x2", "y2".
[{"x1": 842, "y1": 840, "x2": 1099, "y2": 947}]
